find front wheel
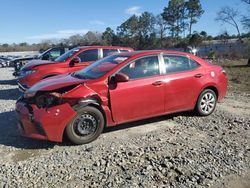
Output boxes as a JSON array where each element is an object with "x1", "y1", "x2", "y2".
[
  {"x1": 65, "y1": 106, "x2": 104, "y2": 145},
  {"x1": 195, "y1": 89, "x2": 217, "y2": 116}
]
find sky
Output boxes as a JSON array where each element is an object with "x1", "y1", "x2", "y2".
[{"x1": 0, "y1": 0, "x2": 248, "y2": 44}]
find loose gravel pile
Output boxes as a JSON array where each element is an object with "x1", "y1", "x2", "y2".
[{"x1": 0, "y1": 68, "x2": 249, "y2": 187}]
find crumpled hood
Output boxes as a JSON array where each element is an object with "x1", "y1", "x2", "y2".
[
  {"x1": 22, "y1": 59, "x2": 55, "y2": 70},
  {"x1": 28, "y1": 74, "x2": 85, "y2": 93}
]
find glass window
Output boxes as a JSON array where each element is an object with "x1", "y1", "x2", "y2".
[
  {"x1": 48, "y1": 49, "x2": 61, "y2": 59},
  {"x1": 190, "y1": 59, "x2": 200, "y2": 69},
  {"x1": 73, "y1": 55, "x2": 129, "y2": 80},
  {"x1": 119, "y1": 56, "x2": 160, "y2": 80},
  {"x1": 163, "y1": 55, "x2": 200, "y2": 74},
  {"x1": 54, "y1": 48, "x2": 80, "y2": 62},
  {"x1": 103, "y1": 49, "x2": 118, "y2": 57},
  {"x1": 77, "y1": 49, "x2": 98, "y2": 62}
]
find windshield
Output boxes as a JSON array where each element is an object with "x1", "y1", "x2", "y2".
[
  {"x1": 54, "y1": 48, "x2": 80, "y2": 62},
  {"x1": 38, "y1": 48, "x2": 52, "y2": 59},
  {"x1": 72, "y1": 55, "x2": 129, "y2": 79}
]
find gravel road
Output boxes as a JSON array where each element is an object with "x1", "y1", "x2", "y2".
[{"x1": 0, "y1": 68, "x2": 249, "y2": 188}]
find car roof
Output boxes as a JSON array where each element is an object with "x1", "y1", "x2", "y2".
[
  {"x1": 118, "y1": 50, "x2": 194, "y2": 57},
  {"x1": 77, "y1": 46, "x2": 133, "y2": 50}
]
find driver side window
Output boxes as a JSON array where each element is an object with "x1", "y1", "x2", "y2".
[
  {"x1": 77, "y1": 49, "x2": 98, "y2": 62},
  {"x1": 119, "y1": 56, "x2": 160, "y2": 80}
]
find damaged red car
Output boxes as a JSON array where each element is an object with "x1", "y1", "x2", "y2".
[{"x1": 16, "y1": 50, "x2": 228, "y2": 144}]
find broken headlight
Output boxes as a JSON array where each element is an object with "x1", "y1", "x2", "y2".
[{"x1": 35, "y1": 93, "x2": 61, "y2": 108}]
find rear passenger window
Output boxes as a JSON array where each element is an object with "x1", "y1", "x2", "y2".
[
  {"x1": 103, "y1": 49, "x2": 118, "y2": 57},
  {"x1": 77, "y1": 49, "x2": 98, "y2": 62},
  {"x1": 163, "y1": 55, "x2": 200, "y2": 74}
]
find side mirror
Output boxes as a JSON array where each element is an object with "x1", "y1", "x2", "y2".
[
  {"x1": 114, "y1": 73, "x2": 129, "y2": 82},
  {"x1": 69, "y1": 57, "x2": 81, "y2": 67}
]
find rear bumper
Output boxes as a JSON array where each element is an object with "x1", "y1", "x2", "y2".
[{"x1": 16, "y1": 101, "x2": 77, "y2": 142}]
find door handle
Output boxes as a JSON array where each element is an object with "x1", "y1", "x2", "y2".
[
  {"x1": 152, "y1": 81, "x2": 164, "y2": 86},
  {"x1": 194, "y1": 74, "x2": 203, "y2": 78}
]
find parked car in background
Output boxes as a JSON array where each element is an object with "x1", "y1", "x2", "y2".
[
  {"x1": 17, "y1": 46, "x2": 133, "y2": 91},
  {"x1": 12, "y1": 47, "x2": 70, "y2": 76},
  {"x1": 16, "y1": 50, "x2": 228, "y2": 144},
  {"x1": 0, "y1": 59, "x2": 8, "y2": 68},
  {"x1": 0, "y1": 56, "x2": 12, "y2": 67}
]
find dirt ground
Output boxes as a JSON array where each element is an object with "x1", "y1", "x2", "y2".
[{"x1": 0, "y1": 60, "x2": 249, "y2": 187}]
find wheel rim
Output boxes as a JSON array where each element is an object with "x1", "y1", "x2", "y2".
[
  {"x1": 200, "y1": 92, "x2": 216, "y2": 114},
  {"x1": 72, "y1": 113, "x2": 98, "y2": 137}
]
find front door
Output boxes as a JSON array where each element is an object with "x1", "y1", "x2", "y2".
[
  {"x1": 109, "y1": 55, "x2": 165, "y2": 124},
  {"x1": 69, "y1": 49, "x2": 99, "y2": 72}
]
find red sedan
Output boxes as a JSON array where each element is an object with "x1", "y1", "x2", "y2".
[
  {"x1": 16, "y1": 50, "x2": 228, "y2": 144},
  {"x1": 17, "y1": 46, "x2": 133, "y2": 91}
]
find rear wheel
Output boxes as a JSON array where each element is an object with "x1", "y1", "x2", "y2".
[
  {"x1": 195, "y1": 89, "x2": 217, "y2": 116},
  {"x1": 65, "y1": 106, "x2": 104, "y2": 145}
]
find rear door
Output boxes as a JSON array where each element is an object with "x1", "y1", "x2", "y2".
[
  {"x1": 109, "y1": 55, "x2": 165, "y2": 124},
  {"x1": 162, "y1": 54, "x2": 205, "y2": 112}
]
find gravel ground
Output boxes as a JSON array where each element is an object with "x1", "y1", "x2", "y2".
[{"x1": 0, "y1": 67, "x2": 249, "y2": 188}]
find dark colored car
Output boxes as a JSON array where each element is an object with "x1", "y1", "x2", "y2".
[
  {"x1": 17, "y1": 46, "x2": 133, "y2": 91},
  {"x1": 16, "y1": 50, "x2": 228, "y2": 144},
  {"x1": 12, "y1": 47, "x2": 69, "y2": 76}
]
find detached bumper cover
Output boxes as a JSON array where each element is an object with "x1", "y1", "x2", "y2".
[{"x1": 16, "y1": 102, "x2": 77, "y2": 142}]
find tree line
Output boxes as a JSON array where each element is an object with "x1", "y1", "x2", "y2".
[{"x1": 0, "y1": 0, "x2": 249, "y2": 53}]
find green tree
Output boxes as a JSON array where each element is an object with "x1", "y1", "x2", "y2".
[
  {"x1": 117, "y1": 15, "x2": 140, "y2": 48},
  {"x1": 138, "y1": 12, "x2": 156, "y2": 49},
  {"x1": 162, "y1": 0, "x2": 187, "y2": 38},
  {"x1": 189, "y1": 32, "x2": 203, "y2": 48},
  {"x1": 117, "y1": 15, "x2": 139, "y2": 38},
  {"x1": 186, "y1": 0, "x2": 204, "y2": 35},
  {"x1": 155, "y1": 14, "x2": 168, "y2": 47},
  {"x1": 117, "y1": 12, "x2": 156, "y2": 49},
  {"x1": 102, "y1": 27, "x2": 115, "y2": 45},
  {"x1": 200, "y1": 31, "x2": 207, "y2": 39},
  {"x1": 138, "y1": 12, "x2": 156, "y2": 38}
]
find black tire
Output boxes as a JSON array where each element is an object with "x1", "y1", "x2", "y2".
[
  {"x1": 195, "y1": 89, "x2": 217, "y2": 116},
  {"x1": 65, "y1": 106, "x2": 104, "y2": 145}
]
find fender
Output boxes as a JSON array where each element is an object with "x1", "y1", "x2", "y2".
[
  {"x1": 62, "y1": 84, "x2": 115, "y2": 127},
  {"x1": 62, "y1": 84, "x2": 97, "y2": 99}
]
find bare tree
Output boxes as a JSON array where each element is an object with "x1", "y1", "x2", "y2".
[
  {"x1": 215, "y1": 6, "x2": 241, "y2": 40},
  {"x1": 241, "y1": 0, "x2": 250, "y2": 32}
]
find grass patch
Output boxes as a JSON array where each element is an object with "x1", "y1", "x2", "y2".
[{"x1": 214, "y1": 59, "x2": 250, "y2": 93}]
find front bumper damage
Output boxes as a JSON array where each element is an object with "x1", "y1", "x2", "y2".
[{"x1": 16, "y1": 101, "x2": 77, "y2": 142}]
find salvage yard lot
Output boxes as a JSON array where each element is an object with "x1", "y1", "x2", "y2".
[{"x1": 0, "y1": 60, "x2": 249, "y2": 187}]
